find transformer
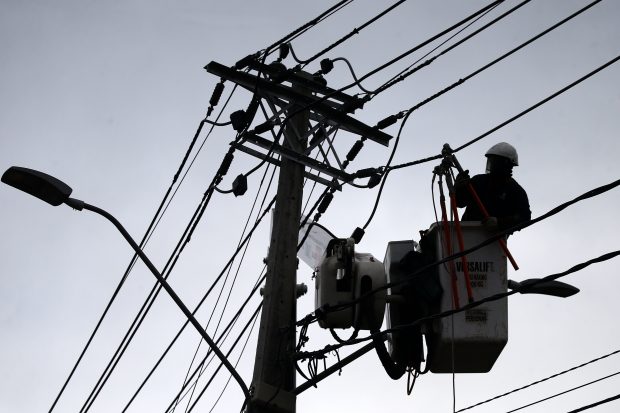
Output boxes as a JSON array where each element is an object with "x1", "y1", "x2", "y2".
[{"x1": 314, "y1": 238, "x2": 386, "y2": 331}]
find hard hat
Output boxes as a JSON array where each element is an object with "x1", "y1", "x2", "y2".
[{"x1": 485, "y1": 142, "x2": 518, "y2": 166}]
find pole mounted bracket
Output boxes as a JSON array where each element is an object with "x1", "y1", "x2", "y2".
[{"x1": 250, "y1": 381, "x2": 295, "y2": 413}]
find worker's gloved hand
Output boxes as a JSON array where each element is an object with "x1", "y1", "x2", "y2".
[
  {"x1": 454, "y1": 170, "x2": 470, "y2": 188},
  {"x1": 482, "y1": 216, "x2": 498, "y2": 229}
]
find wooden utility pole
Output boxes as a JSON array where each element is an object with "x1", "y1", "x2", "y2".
[
  {"x1": 249, "y1": 85, "x2": 310, "y2": 413},
  {"x1": 205, "y1": 60, "x2": 392, "y2": 412}
]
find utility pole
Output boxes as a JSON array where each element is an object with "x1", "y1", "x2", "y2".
[
  {"x1": 248, "y1": 83, "x2": 309, "y2": 413},
  {"x1": 205, "y1": 59, "x2": 392, "y2": 412}
]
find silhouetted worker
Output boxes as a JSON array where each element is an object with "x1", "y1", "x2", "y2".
[{"x1": 454, "y1": 142, "x2": 531, "y2": 232}]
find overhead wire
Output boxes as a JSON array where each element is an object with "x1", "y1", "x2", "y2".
[
  {"x1": 298, "y1": 174, "x2": 620, "y2": 332},
  {"x1": 79, "y1": 143, "x2": 240, "y2": 413},
  {"x1": 282, "y1": 0, "x2": 507, "y2": 126},
  {"x1": 383, "y1": 0, "x2": 603, "y2": 138},
  {"x1": 388, "y1": 51, "x2": 620, "y2": 172},
  {"x1": 298, "y1": 248, "x2": 620, "y2": 362},
  {"x1": 121, "y1": 192, "x2": 274, "y2": 411},
  {"x1": 456, "y1": 348, "x2": 620, "y2": 412},
  {"x1": 81, "y1": 47, "x2": 279, "y2": 412},
  {"x1": 292, "y1": 0, "x2": 409, "y2": 66},
  {"x1": 371, "y1": 0, "x2": 530, "y2": 97},
  {"x1": 49, "y1": 80, "x2": 238, "y2": 413},
  {"x1": 177, "y1": 162, "x2": 278, "y2": 411},
  {"x1": 206, "y1": 310, "x2": 261, "y2": 413},
  {"x1": 262, "y1": 0, "x2": 354, "y2": 57},
  {"x1": 167, "y1": 303, "x2": 264, "y2": 413},
  {"x1": 125, "y1": 5, "x2": 367, "y2": 399},
  {"x1": 567, "y1": 393, "x2": 620, "y2": 413},
  {"x1": 505, "y1": 371, "x2": 620, "y2": 413},
  {"x1": 184, "y1": 303, "x2": 263, "y2": 413},
  {"x1": 145, "y1": 268, "x2": 266, "y2": 413}
]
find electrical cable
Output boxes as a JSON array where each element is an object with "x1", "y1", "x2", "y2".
[
  {"x1": 51, "y1": 81, "x2": 237, "y2": 413},
  {"x1": 281, "y1": 0, "x2": 506, "y2": 126},
  {"x1": 456, "y1": 348, "x2": 620, "y2": 412},
  {"x1": 174, "y1": 303, "x2": 263, "y2": 413},
  {"x1": 80, "y1": 155, "x2": 232, "y2": 413},
  {"x1": 298, "y1": 247, "x2": 620, "y2": 361},
  {"x1": 83, "y1": 50, "x2": 275, "y2": 413},
  {"x1": 505, "y1": 371, "x2": 620, "y2": 413},
  {"x1": 178, "y1": 163, "x2": 278, "y2": 411},
  {"x1": 66, "y1": 3, "x2": 353, "y2": 409},
  {"x1": 205, "y1": 119, "x2": 232, "y2": 127},
  {"x1": 206, "y1": 310, "x2": 261, "y2": 413},
  {"x1": 294, "y1": 0, "x2": 409, "y2": 66},
  {"x1": 566, "y1": 393, "x2": 620, "y2": 413},
  {"x1": 262, "y1": 0, "x2": 354, "y2": 57},
  {"x1": 372, "y1": 0, "x2": 527, "y2": 97},
  {"x1": 299, "y1": 174, "x2": 620, "y2": 335},
  {"x1": 121, "y1": 192, "x2": 274, "y2": 411},
  {"x1": 384, "y1": 0, "x2": 602, "y2": 143},
  {"x1": 155, "y1": 268, "x2": 266, "y2": 413},
  {"x1": 388, "y1": 51, "x2": 620, "y2": 172}
]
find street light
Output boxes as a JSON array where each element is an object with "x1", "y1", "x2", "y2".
[
  {"x1": 508, "y1": 278, "x2": 580, "y2": 298},
  {"x1": 1, "y1": 166, "x2": 251, "y2": 402}
]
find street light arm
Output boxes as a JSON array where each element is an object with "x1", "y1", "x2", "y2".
[
  {"x1": 2, "y1": 166, "x2": 251, "y2": 401},
  {"x1": 77, "y1": 200, "x2": 251, "y2": 401}
]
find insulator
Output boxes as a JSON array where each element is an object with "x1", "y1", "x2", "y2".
[
  {"x1": 218, "y1": 152, "x2": 234, "y2": 176},
  {"x1": 317, "y1": 192, "x2": 334, "y2": 214},
  {"x1": 346, "y1": 140, "x2": 364, "y2": 162},
  {"x1": 355, "y1": 168, "x2": 377, "y2": 178},
  {"x1": 209, "y1": 82, "x2": 225, "y2": 107},
  {"x1": 376, "y1": 115, "x2": 399, "y2": 130}
]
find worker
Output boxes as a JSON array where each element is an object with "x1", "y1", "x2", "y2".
[{"x1": 454, "y1": 142, "x2": 531, "y2": 232}]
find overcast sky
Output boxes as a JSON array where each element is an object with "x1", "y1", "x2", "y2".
[{"x1": 2, "y1": 1, "x2": 620, "y2": 412}]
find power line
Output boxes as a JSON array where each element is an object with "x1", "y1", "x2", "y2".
[
  {"x1": 294, "y1": 0, "x2": 409, "y2": 66},
  {"x1": 456, "y1": 349, "x2": 620, "y2": 412},
  {"x1": 178, "y1": 164, "x2": 278, "y2": 410},
  {"x1": 121, "y1": 193, "x2": 275, "y2": 410},
  {"x1": 372, "y1": 0, "x2": 531, "y2": 97},
  {"x1": 298, "y1": 248, "x2": 620, "y2": 362},
  {"x1": 207, "y1": 309, "x2": 261, "y2": 413},
  {"x1": 184, "y1": 303, "x2": 264, "y2": 413},
  {"x1": 262, "y1": 0, "x2": 354, "y2": 56},
  {"x1": 567, "y1": 393, "x2": 620, "y2": 413},
  {"x1": 48, "y1": 81, "x2": 238, "y2": 413},
  {"x1": 505, "y1": 371, "x2": 620, "y2": 413},
  {"x1": 80, "y1": 146, "x2": 241, "y2": 412},
  {"x1": 400, "y1": 0, "x2": 602, "y2": 116},
  {"x1": 387, "y1": 52, "x2": 620, "y2": 172},
  {"x1": 310, "y1": 175, "x2": 620, "y2": 322}
]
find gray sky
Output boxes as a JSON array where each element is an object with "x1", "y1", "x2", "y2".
[{"x1": 1, "y1": 1, "x2": 620, "y2": 412}]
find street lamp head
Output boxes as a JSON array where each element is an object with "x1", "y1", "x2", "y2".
[
  {"x1": 508, "y1": 278, "x2": 580, "y2": 298},
  {"x1": 1, "y1": 166, "x2": 72, "y2": 206}
]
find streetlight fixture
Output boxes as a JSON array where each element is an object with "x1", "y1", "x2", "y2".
[
  {"x1": 1, "y1": 166, "x2": 251, "y2": 402},
  {"x1": 508, "y1": 278, "x2": 579, "y2": 298}
]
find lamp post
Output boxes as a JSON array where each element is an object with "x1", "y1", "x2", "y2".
[
  {"x1": 508, "y1": 278, "x2": 580, "y2": 298},
  {"x1": 1, "y1": 166, "x2": 251, "y2": 404}
]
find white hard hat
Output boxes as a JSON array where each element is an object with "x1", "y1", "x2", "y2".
[{"x1": 485, "y1": 142, "x2": 518, "y2": 166}]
